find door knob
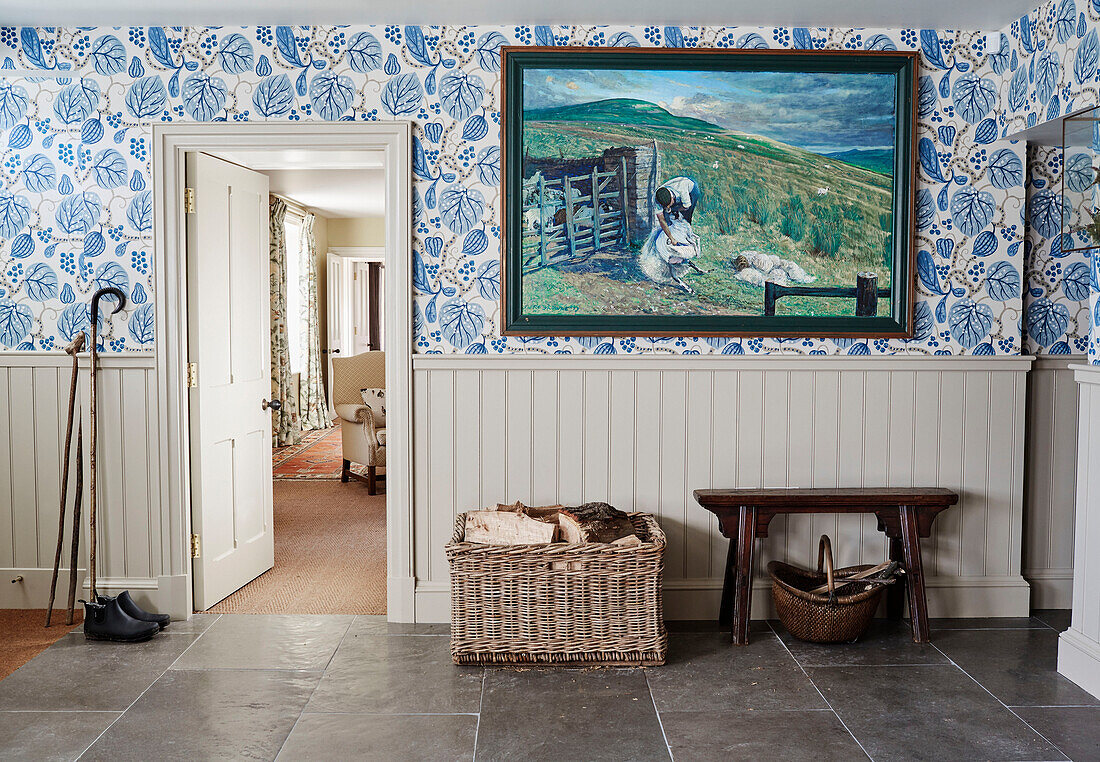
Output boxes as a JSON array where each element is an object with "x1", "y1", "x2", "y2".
[
  {"x1": 262, "y1": 399, "x2": 282, "y2": 411},
  {"x1": 332, "y1": 349, "x2": 341, "y2": 354}
]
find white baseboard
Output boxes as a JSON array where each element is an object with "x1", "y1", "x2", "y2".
[
  {"x1": 1024, "y1": 568, "x2": 1075, "y2": 609},
  {"x1": 1058, "y1": 627, "x2": 1100, "y2": 700},
  {"x1": 1, "y1": 567, "x2": 86, "y2": 609},
  {"x1": 923, "y1": 575, "x2": 1032, "y2": 617},
  {"x1": 414, "y1": 582, "x2": 450, "y2": 623},
  {"x1": 83, "y1": 574, "x2": 190, "y2": 621},
  {"x1": 414, "y1": 574, "x2": 1033, "y2": 624},
  {"x1": 388, "y1": 576, "x2": 416, "y2": 623}
]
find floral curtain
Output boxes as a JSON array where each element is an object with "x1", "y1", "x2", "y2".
[
  {"x1": 298, "y1": 212, "x2": 329, "y2": 431},
  {"x1": 270, "y1": 197, "x2": 301, "y2": 447}
]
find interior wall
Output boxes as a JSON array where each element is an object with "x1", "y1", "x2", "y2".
[
  {"x1": 1023, "y1": 145, "x2": 1092, "y2": 356},
  {"x1": 1000, "y1": 2, "x2": 1100, "y2": 363},
  {"x1": 0, "y1": 354, "x2": 164, "y2": 609},
  {"x1": 328, "y1": 216, "x2": 386, "y2": 248},
  {"x1": 0, "y1": 19, "x2": 1083, "y2": 619},
  {"x1": 0, "y1": 25, "x2": 1027, "y2": 356},
  {"x1": 1024, "y1": 356, "x2": 1082, "y2": 608},
  {"x1": 412, "y1": 355, "x2": 1034, "y2": 621}
]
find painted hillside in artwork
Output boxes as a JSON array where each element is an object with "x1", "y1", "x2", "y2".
[{"x1": 519, "y1": 68, "x2": 897, "y2": 318}]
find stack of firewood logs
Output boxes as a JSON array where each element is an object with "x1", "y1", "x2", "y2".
[{"x1": 464, "y1": 501, "x2": 641, "y2": 546}]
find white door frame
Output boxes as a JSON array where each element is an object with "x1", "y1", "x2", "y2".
[{"x1": 151, "y1": 122, "x2": 415, "y2": 622}]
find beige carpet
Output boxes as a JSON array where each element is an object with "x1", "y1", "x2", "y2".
[
  {"x1": 0, "y1": 609, "x2": 82, "y2": 680},
  {"x1": 206, "y1": 480, "x2": 386, "y2": 615}
]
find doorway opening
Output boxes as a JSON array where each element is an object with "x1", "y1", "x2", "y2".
[
  {"x1": 151, "y1": 123, "x2": 414, "y2": 622},
  {"x1": 196, "y1": 148, "x2": 388, "y2": 615}
]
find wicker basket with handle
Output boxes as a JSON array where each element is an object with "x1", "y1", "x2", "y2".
[
  {"x1": 447, "y1": 512, "x2": 667, "y2": 666},
  {"x1": 767, "y1": 535, "x2": 895, "y2": 643}
]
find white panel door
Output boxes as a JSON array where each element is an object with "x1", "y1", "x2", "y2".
[
  {"x1": 326, "y1": 253, "x2": 351, "y2": 412},
  {"x1": 186, "y1": 152, "x2": 274, "y2": 610},
  {"x1": 352, "y1": 261, "x2": 372, "y2": 355}
]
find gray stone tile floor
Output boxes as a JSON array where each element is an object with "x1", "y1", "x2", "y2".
[{"x1": 0, "y1": 610, "x2": 1095, "y2": 761}]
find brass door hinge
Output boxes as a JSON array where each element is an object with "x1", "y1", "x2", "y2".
[
  {"x1": 190, "y1": 533, "x2": 201, "y2": 559},
  {"x1": 186, "y1": 362, "x2": 198, "y2": 388},
  {"x1": 183, "y1": 187, "x2": 196, "y2": 214}
]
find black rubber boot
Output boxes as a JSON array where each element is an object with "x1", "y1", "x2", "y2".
[
  {"x1": 98, "y1": 590, "x2": 171, "y2": 630},
  {"x1": 81, "y1": 597, "x2": 160, "y2": 642}
]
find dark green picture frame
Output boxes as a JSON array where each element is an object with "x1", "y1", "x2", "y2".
[{"x1": 500, "y1": 46, "x2": 918, "y2": 338}]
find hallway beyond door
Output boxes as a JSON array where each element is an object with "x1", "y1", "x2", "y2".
[{"x1": 204, "y1": 480, "x2": 386, "y2": 615}]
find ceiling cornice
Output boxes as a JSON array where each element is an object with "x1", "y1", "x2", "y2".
[{"x1": 0, "y1": 0, "x2": 1041, "y2": 33}]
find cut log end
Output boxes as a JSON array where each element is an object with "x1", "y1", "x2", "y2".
[
  {"x1": 559, "y1": 502, "x2": 637, "y2": 544},
  {"x1": 464, "y1": 510, "x2": 558, "y2": 545},
  {"x1": 464, "y1": 500, "x2": 642, "y2": 546}
]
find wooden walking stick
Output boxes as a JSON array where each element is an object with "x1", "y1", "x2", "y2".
[
  {"x1": 66, "y1": 417, "x2": 84, "y2": 625},
  {"x1": 88, "y1": 287, "x2": 126, "y2": 602},
  {"x1": 46, "y1": 332, "x2": 85, "y2": 627}
]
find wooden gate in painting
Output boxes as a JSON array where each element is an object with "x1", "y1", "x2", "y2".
[{"x1": 521, "y1": 161, "x2": 630, "y2": 273}]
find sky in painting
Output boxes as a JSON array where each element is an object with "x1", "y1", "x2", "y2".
[{"x1": 523, "y1": 68, "x2": 897, "y2": 154}]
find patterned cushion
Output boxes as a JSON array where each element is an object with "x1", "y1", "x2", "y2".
[
  {"x1": 360, "y1": 387, "x2": 387, "y2": 427},
  {"x1": 375, "y1": 428, "x2": 386, "y2": 446}
]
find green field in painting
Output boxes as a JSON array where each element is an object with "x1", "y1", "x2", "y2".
[{"x1": 521, "y1": 98, "x2": 895, "y2": 318}]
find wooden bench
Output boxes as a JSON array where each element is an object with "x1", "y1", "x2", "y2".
[{"x1": 693, "y1": 488, "x2": 959, "y2": 645}]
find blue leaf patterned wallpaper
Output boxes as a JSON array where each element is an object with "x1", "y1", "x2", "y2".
[
  {"x1": 1000, "y1": 1, "x2": 1100, "y2": 362},
  {"x1": 1024, "y1": 144, "x2": 1093, "y2": 354},
  {"x1": 0, "y1": 23, "x2": 1055, "y2": 356},
  {"x1": 1003, "y1": 1, "x2": 1100, "y2": 135}
]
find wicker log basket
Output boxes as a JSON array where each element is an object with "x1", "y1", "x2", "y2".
[
  {"x1": 767, "y1": 535, "x2": 896, "y2": 643},
  {"x1": 447, "y1": 512, "x2": 667, "y2": 666}
]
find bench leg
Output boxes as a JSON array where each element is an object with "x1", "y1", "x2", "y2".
[
  {"x1": 900, "y1": 506, "x2": 930, "y2": 643},
  {"x1": 887, "y1": 536, "x2": 905, "y2": 620},
  {"x1": 719, "y1": 539, "x2": 736, "y2": 627},
  {"x1": 731, "y1": 506, "x2": 757, "y2": 646}
]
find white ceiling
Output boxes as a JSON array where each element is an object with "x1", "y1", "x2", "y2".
[
  {"x1": 207, "y1": 149, "x2": 385, "y2": 218},
  {"x1": 264, "y1": 168, "x2": 385, "y2": 218},
  {"x1": 210, "y1": 149, "x2": 384, "y2": 172},
  {"x1": 0, "y1": 0, "x2": 1040, "y2": 30}
]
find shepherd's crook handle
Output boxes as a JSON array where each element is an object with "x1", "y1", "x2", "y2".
[{"x1": 90, "y1": 286, "x2": 127, "y2": 329}]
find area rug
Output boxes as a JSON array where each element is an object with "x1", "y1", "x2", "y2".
[
  {"x1": 204, "y1": 480, "x2": 386, "y2": 615},
  {"x1": 0, "y1": 610, "x2": 82, "y2": 680},
  {"x1": 273, "y1": 426, "x2": 350, "y2": 480},
  {"x1": 273, "y1": 427, "x2": 332, "y2": 467}
]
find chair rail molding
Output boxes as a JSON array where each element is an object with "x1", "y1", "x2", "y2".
[{"x1": 1060, "y1": 364, "x2": 1100, "y2": 699}]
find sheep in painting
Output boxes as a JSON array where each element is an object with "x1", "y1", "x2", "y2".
[
  {"x1": 731, "y1": 251, "x2": 817, "y2": 288},
  {"x1": 637, "y1": 217, "x2": 706, "y2": 294}
]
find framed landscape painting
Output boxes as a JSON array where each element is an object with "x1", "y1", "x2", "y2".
[{"x1": 500, "y1": 47, "x2": 917, "y2": 337}]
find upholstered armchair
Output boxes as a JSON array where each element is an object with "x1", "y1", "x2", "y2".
[{"x1": 331, "y1": 351, "x2": 385, "y2": 494}]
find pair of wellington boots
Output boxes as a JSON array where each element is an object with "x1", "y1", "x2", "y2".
[{"x1": 81, "y1": 590, "x2": 171, "y2": 643}]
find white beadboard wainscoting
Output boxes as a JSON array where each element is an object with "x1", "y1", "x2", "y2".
[
  {"x1": 411, "y1": 354, "x2": 1036, "y2": 621},
  {"x1": 0, "y1": 351, "x2": 1082, "y2": 623},
  {"x1": 0, "y1": 352, "x2": 176, "y2": 612},
  {"x1": 1024, "y1": 356, "x2": 1084, "y2": 609},
  {"x1": 1059, "y1": 364, "x2": 1100, "y2": 699}
]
